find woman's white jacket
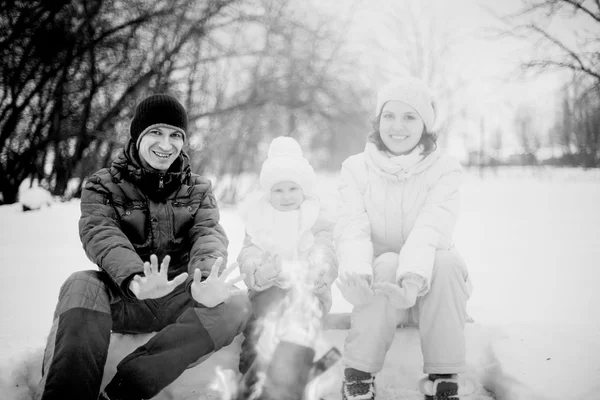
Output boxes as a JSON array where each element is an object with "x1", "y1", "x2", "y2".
[{"x1": 334, "y1": 143, "x2": 465, "y2": 296}]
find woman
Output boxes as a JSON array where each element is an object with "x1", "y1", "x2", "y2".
[{"x1": 334, "y1": 76, "x2": 474, "y2": 400}]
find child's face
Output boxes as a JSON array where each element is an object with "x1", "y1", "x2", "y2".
[
  {"x1": 138, "y1": 126, "x2": 184, "y2": 171},
  {"x1": 270, "y1": 181, "x2": 304, "y2": 211}
]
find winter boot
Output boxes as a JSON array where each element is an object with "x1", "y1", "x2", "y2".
[
  {"x1": 341, "y1": 368, "x2": 375, "y2": 400},
  {"x1": 418, "y1": 374, "x2": 475, "y2": 400}
]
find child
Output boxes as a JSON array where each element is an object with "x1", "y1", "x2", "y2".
[
  {"x1": 237, "y1": 136, "x2": 338, "y2": 375},
  {"x1": 334, "y1": 77, "x2": 475, "y2": 400}
]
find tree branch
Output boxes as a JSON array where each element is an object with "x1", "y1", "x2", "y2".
[
  {"x1": 523, "y1": 58, "x2": 600, "y2": 80},
  {"x1": 561, "y1": 0, "x2": 600, "y2": 23},
  {"x1": 526, "y1": 23, "x2": 600, "y2": 81}
]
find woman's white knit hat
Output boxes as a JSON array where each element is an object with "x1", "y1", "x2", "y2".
[
  {"x1": 259, "y1": 136, "x2": 316, "y2": 191},
  {"x1": 375, "y1": 76, "x2": 435, "y2": 131}
]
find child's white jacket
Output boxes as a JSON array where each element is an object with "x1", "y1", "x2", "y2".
[
  {"x1": 237, "y1": 193, "x2": 338, "y2": 311},
  {"x1": 334, "y1": 143, "x2": 471, "y2": 296}
]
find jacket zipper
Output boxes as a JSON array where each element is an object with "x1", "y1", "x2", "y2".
[{"x1": 159, "y1": 174, "x2": 164, "y2": 189}]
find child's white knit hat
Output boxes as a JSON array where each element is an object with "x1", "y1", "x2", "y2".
[
  {"x1": 259, "y1": 136, "x2": 316, "y2": 191},
  {"x1": 375, "y1": 76, "x2": 435, "y2": 131}
]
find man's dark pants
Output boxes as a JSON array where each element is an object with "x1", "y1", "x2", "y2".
[{"x1": 37, "y1": 270, "x2": 251, "y2": 400}]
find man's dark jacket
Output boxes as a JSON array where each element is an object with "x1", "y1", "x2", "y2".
[{"x1": 79, "y1": 140, "x2": 228, "y2": 299}]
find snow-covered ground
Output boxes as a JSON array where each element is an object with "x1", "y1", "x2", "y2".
[{"x1": 1, "y1": 168, "x2": 599, "y2": 399}]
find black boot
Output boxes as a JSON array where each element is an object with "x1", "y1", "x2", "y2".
[{"x1": 341, "y1": 368, "x2": 375, "y2": 400}]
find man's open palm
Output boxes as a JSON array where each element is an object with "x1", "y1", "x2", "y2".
[
  {"x1": 191, "y1": 257, "x2": 245, "y2": 307},
  {"x1": 129, "y1": 255, "x2": 188, "y2": 300}
]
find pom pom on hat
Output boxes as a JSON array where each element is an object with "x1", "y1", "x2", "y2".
[
  {"x1": 130, "y1": 94, "x2": 188, "y2": 148},
  {"x1": 267, "y1": 136, "x2": 303, "y2": 158},
  {"x1": 260, "y1": 136, "x2": 316, "y2": 192},
  {"x1": 375, "y1": 76, "x2": 435, "y2": 131}
]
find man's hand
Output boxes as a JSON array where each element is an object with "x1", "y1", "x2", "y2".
[
  {"x1": 191, "y1": 257, "x2": 245, "y2": 307},
  {"x1": 336, "y1": 272, "x2": 375, "y2": 307},
  {"x1": 373, "y1": 281, "x2": 419, "y2": 309},
  {"x1": 129, "y1": 255, "x2": 188, "y2": 300}
]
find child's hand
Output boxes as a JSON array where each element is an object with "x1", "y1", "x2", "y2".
[
  {"x1": 256, "y1": 252, "x2": 281, "y2": 281},
  {"x1": 298, "y1": 256, "x2": 325, "y2": 291}
]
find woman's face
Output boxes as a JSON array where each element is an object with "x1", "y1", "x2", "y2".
[
  {"x1": 270, "y1": 181, "x2": 305, "y2": 211},
  {"x1": 138, "y1": 126, "x2": 184, "y2": 171},
  {"x1": 379, "y1": 101, "x2": 425, "y2": 155}
]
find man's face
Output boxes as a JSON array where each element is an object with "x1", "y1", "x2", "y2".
[{"x1": 138, "y1": 126, "x2": 184, "y2": 171}]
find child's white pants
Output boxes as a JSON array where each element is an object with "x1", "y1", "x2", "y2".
[{"x1": 343, "y1": 247, "x2": 470, "y2": 374}]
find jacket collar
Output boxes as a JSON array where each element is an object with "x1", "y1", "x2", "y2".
[
  {"x1": 241, "y1": 192, "x2": 320, "y2": 240},
  {"x1": 364, "y1": 141, "x2": 440, "y2": 181},
  {"x1": 111, "y1": 139, "x2": 192, "y2": 198}
]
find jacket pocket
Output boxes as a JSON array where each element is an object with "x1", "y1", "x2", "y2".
[
  {"x1": 116, "y1": 200, "x2": 150, "y2": 246},
  {"x1": 171, "y1": 199, "x2": 201, "y2": 238}
]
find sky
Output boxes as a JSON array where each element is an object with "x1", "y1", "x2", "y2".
[
  {"x1": 343, "y1": 0, "x2": 568, "y2": 89},
  {"x1": 316, "y1": 0, "x2": 584, "y2": 157}
]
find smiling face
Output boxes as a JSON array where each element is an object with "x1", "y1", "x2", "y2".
[
  {"x1": 379, "y1": 100, "x2": 425, "y2": 156},
  {"x1": 138, "y1": 126, "x2": 185, "y2": 171},
  {"x1": 269, "y1": 181, "x2": 305, "y2": 211}
]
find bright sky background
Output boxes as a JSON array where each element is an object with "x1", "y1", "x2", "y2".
[
  {"x1": 314, "y1": 0, "x2": 585, "y2": 158},
  {"x1": 341, "y1": 0, "x2": 567, "y2": 92}
]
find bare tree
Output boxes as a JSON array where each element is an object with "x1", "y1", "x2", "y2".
[
  {"x1": 0, "y1": 0, "x2": 371, "y2": 204},
  {"x1": 497, "y1": 0, "x2": 600, "y2": 166},
  {"x1": 491, "y1": 126, "x2": 504, "y2": 162},
  {"x1": 0, "y1": 0, "x2": 241, "y2": 203},
  {"x1": 181, "y1": 0, "x2": 370, "y2": 201},
  {"x1": 368, "y1": 0, "x2": 469, "y2": 147},
  {"x1": 554, "y1": 76, "x2": 600, "y2": 166},
  {"x1": 500, "y1": 0, "x2": 600, "y2": 84},
  {"x1": 514, "y1": 104, "x2": 541, "y2": 161}
]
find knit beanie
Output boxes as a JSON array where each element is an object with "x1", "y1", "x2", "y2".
[
  {"x1": 375, "y1": 76, "x2": 435, "y2": 131},
  {"x1": 130, "y1": 94, "x2": 188, "y2": 148},
  {"x1": 259, "y1": 136, "x2": 316, "y2": 192}
]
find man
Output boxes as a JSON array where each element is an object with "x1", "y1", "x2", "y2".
[{"x1": 36, "y1": 94, "x2": 250, "y2": 400}]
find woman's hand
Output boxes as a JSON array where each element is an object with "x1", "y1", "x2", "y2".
[
  {"x1": 129, "y1": 255, "x2": 188, "y2": 300},
  {"x1": 373, "y1": 281, "x2": 419, "y2": 309},
  {"x1": 336, "y1": 272, "x2": 375, "y2": 307},
  {"x1": 191, "y1": 258, "x2": 245, "y2": 307}
]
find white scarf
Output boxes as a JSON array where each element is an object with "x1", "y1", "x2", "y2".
[
  {"x1": 240, "y1": 193, "x2": 320, "y2": 260},
  {"x1": 270, "y1": 209, "x2": 300, "y2": 261},
  {"x1": 364, "y1": 142, "x2": 439, "y2": 181}
]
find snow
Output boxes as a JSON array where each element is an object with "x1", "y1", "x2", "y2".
[
  {"x1": 1, "y1": 169, "x2": 600, "y2": 399},
  {"x1": 17, "y1": 179, "x2": 54, "y2": 211}
]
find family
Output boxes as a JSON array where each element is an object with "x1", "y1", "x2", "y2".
[{"x1": 36, "y1": 76, "x2": 473, "y2": 400}]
